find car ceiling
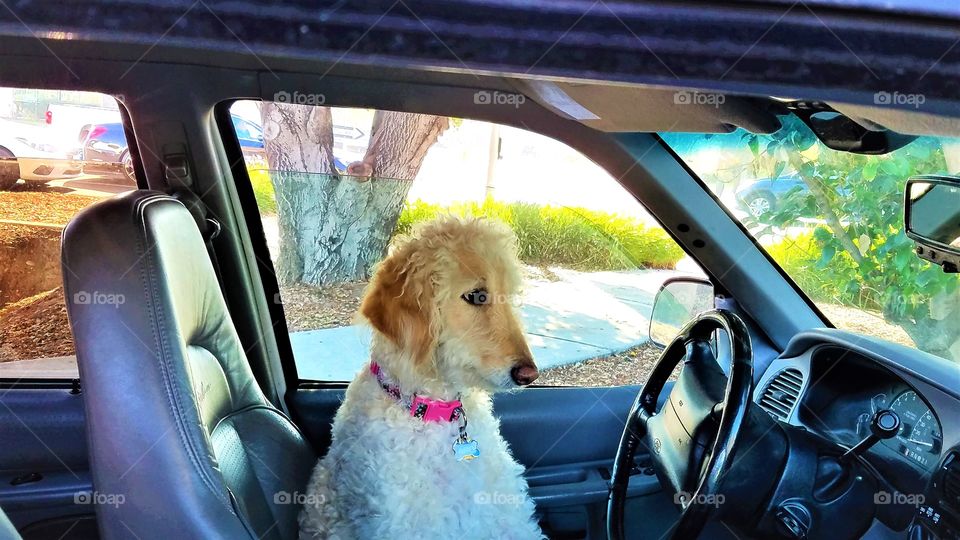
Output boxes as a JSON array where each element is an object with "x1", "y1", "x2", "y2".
[{"x1": 1, "y1": 1, "x2": 960, "y2": 139}]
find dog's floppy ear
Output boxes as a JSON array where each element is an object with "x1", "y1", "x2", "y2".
[{"x1": 360, "y1": 253, "x2": 436, "y2": 365}]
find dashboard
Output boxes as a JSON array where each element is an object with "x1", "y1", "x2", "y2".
[{"x1": 754, "y1": 330, "x2": 960, "y2": 538}]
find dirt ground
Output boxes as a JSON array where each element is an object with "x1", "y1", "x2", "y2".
[
  {"x1": 0, "y1": 186, "x2": 99, "y2": 224},
  {"x1": 0, "y1": 187, "x2": 99, "y2": 362},
  {"x1": 0, "y1": 287, "x2": 73, "y2": 362},
  {"x1": 0, "y1": 186, "x2": 932, "y2": 384},
  {"x1": 0, "y1": 224, "x2": 62, "y2": 306},
  {"x1": 537, "y1": 343, "x2": 667, "y2": 387},
  {"x1": 818, "y1": 303, "x2": 915, "y2": 348},
  {"x1": 279, "y1": 282, "x2": 368, "y2": 331}
]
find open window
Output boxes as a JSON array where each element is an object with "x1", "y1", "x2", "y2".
[
  {"x1": 0, "y1": 87, "x2": 137, "y2": 382},
  {"x1": 226, "y1": 100, "x2": 705, "y2": 387}
]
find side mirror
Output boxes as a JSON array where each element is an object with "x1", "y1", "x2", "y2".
[
  {"x1": 649, "y1": 277, "x2": 715, "y2": 348},
  {"x1": 905, "y1": 175, "x2": 960, "y2": 273}
]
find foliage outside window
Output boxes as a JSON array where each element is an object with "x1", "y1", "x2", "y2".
[{"x1": 663, "y1": 117, "x2": 960, "y2": 362}]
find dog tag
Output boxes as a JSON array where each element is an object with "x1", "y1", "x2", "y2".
[{"x1": 453, "y1": 439, "x2": 480, "y2": 462}]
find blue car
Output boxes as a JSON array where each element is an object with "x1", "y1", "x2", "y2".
[
  {"x1": 736, "y1": 176, "x2": 808, "y2": 217},
  {"x1": 737, "y1": 175, "x2": 847, "y2": 218},
  {"x1": 80, "y1": 115, "x2": 346, "y2": 181}
]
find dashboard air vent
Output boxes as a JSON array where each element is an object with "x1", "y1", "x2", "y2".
[
  {"x1": 759, "y1": 368, "x2": 804, "y2": 421},
  {"x1": 944, "y1": 453, "x2": 960, "y2": 508}
]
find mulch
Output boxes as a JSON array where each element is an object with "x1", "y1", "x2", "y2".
[
  {"x1": 277, "y1": 278, "x2": 664, "y2": 386},
  {"x1": 536, "y1": 343, "x2": 670, "y2": 387},
  {"x1": 0, "y1": 287, "x2": 74, "y2": 362},
  {"x1": 278, "y1": 282, "x2": 368, "y2": 331},
  {"x1": 0, "y1": 188, "x2": 921, "y2": 381},
  {"x1": 0, "y1": 188, "x2": 99, "y2": 225},
  {"x1": 818, "y1": 303, "x2": 915, "y2": 348}
]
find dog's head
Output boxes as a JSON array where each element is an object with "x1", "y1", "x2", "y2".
[{"x1": 360, "y1": 216, "x2": 537, "y2": 392}]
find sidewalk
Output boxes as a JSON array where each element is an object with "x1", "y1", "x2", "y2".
[
  {"x1": 0, "y1": 268, "x2": 696, "y2": 382},
  {"x1": 293, "y1": 268, "x2": 689, "y2": 381}
]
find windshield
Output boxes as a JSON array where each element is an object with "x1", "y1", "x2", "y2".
[{"x1": 662, "y1": 115, "x2": 960, "y2": 364}]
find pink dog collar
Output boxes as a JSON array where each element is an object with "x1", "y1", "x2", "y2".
[
  {"x1": 369, "y1": 362, "x2": 463, "y2": 422},
  {"x1": 369, "y1": 362, "x2": 480, "y2": 461}
]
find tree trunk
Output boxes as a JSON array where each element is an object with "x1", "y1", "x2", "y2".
[
  {"x1": 261, "y1": 104, "x2": 448, "y2": 285},
  {"x1": 789, "y1": 155, "x2": 864, "y2": 265}
]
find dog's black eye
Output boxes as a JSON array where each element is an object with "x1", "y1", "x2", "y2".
[{"x1": 461, "y1": 288, "x2": 489, "y2": 306}]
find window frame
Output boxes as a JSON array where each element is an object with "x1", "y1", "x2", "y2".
[
  {"x1": 215, "y1": 101, "x2": 310, "y2": 392},
  {"x1": 216, "y1": 100, "x2": 717, "y2": 389},
  {"x1": 0, "y1": 94, "x2": 143, "y2": 387}
]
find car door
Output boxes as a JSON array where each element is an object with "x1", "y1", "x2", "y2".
[
  {"x1": 0, "y1": 87, "x2": 141, "y2": 539},
  {"x1": 223, "y1": 100, "x2": 709, "y2": 539}
]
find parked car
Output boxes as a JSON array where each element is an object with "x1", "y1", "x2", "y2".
[
  {"x1": 737, "y1": 175, "x2": 847, "y2": 218},
  {"x1": 78, "y1": 114, "x2": 348, "y2": 181},
  {"x1": 0, "y1": 129, "x2": 81, "y2": 190},
  {"x1": 75, "y1": 122, "x2": 132, "y2": 180},
  {"x1": 736, "y1": 176, "x2": 807, "y2": 217}
]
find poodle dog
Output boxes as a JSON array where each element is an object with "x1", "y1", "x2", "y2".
[{"x1": 299, "y1": 216, "x2": 543, "y2": 540}]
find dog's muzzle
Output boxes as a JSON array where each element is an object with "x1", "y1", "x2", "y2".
[{"x1": 510, "y1": 362, "x2": 539, "y2": 386}]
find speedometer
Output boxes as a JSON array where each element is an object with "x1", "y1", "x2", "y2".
[{"x1": 882, "y1": 390, "x2": 942, "y2": 468}]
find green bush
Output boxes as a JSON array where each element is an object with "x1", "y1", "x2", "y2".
[
  {"x1": 766, "y1": 232, "x2": 861, "y2": 306},
  {"x1": 397, "y1": 199, "x2": 684, "y2": 271},
  {"x1": 252, "y1": 168, "x2": 684, "y2": 271},
  {"x1": 249, "y1": 168, "x2": 277, "y2": 214}
]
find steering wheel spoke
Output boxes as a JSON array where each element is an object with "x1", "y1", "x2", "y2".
[{"x1": 607, "y1": 310, "x2": 754, "y2": 540}]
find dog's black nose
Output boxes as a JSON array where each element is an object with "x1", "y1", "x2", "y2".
[{"x1": 511, "y1": 363, "x2": 539, "y2": 386}]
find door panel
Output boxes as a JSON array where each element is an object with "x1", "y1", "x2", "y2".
[
  {"x1": 492, "y1": 386, "x2": 639, "y2": 468},
  {"x1": 0, "y1": 387, "x2": 96, "y2": 539},
  {"x1": 289, "y1": 383, "x2": 675, "y2": 539}
]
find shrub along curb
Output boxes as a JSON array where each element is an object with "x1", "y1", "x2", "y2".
[
  {"x1": 249, "y1": 167, "x2": 683, "y2": 271},
  {"x1": 397, "y1": 199, "x2": 684, "y2": 271}
]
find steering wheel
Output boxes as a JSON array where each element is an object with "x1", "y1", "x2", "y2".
[{"x1": 607, "y1": 310, "x2": 754, "y2": 540}]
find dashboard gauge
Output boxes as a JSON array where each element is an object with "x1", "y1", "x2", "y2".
[{"x1": 882, "y1": 390, "x2": 942, "y2": 468}]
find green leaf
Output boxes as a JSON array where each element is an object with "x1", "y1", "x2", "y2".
[
  {"x1": 748, "y1": 136, "x2": 759, "y2": 158},
  {"x1": 862, "y1": 161, "x2": 879, "y2": 181},
  {"x1": 893, "y1": 249, "x2": 912, "y2": 272},
  {"x1": 773, "y1": 161, "x2": 786, "y2": 178},
  {"x1": 812, "y1": 227, "x2": 832, "y2": 243},
  {"x1": 816, "y1": 245, "x2": 836, "y2": 269}
]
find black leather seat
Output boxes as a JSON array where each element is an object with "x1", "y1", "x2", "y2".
[{"x1": 62, "y1": 191, "x2": 316, "y2": 540}]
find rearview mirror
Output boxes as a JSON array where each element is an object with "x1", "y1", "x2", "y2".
[
  {"x1": 649, "y1": 277, "x2": 715, "y2": 348},
  {"x1": 905, "y1": 175, "x2": 960, "y2": 273}
]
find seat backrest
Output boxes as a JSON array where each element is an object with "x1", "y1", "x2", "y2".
[{"x1": 62, "y1": 191, "x2": 315, "y2": 540}]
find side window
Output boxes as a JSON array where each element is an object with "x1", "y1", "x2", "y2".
[
  {"x1": 0, "y1": 87, "x2": 137, "y2": 380},
  {"x1": 230, "y1": 100, "x2": 703, "y2": 386}
]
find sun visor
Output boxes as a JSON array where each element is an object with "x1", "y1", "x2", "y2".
[
  {"x1": 830, "y1": 102, "x2": 960, "y2": 138},
  {"x1": 515, "y1": 80, "x2": 781, "y2": 134}
]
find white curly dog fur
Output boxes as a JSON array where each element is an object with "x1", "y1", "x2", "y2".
[{"x1": 299, "y1": 216, "x2": 543, "y2": 539}]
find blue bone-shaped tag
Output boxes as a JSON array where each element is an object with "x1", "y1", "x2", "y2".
[{"x1": 453, "y1": 439, "x2": 480, "y2": 462}]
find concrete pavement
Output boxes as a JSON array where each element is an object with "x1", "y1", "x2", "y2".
[
  {"x1": 293, "y1": 268, "x2": 692, "y2": 381},
  {"x1": 0, "y1": 267, "x2": 700, "y2": 382}
]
